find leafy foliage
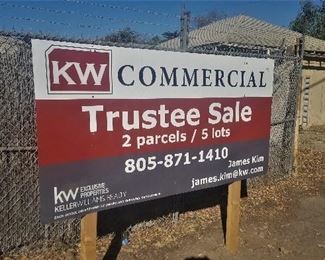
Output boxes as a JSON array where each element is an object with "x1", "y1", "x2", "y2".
[
  {"x1": 102, "y1": 27, "x2": 163, "y2": 44},
  {"x1": 161, "y1": 30, "x2": 180, "y2": 40},
  {"x1": 290, "y1": 0, "x2": 325, "y2": 40},
  {"x1": 192, "y1": 11, "x2": 227, "y2": 29},
  {"x1": 103, "y1": 27, "x2": 141, "y2": 43}
]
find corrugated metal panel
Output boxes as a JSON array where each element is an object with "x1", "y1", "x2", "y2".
[{"x1": 159, "y1": 15, "x2": 325, "y2": 52}]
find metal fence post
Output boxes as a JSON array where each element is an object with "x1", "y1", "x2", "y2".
[
  {"x1": 292, "y1": 36, "x2": 305, "y2": 175},
  {"x1": 172, "y1": 7, "x2": 190, "y2": 224},
  {"x1": 180, "y1": 7, "x2": 190, "y2": 50}
]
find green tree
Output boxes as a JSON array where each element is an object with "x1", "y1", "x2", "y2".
[
  {"x1": 161, "y1": 30, "x2": 179, "y2": 40},
  {"x1": 160, "y1": 11, "x2": 226, "y2": 41},
  {"x1": 102, "y1": 28, "x2": 162, "y2": 45},
  {"x1": 192, "y1": 10, "x2": 227, "y2": 28},
  {"x1": 290, "y1": 0, "x2": 325, "y2": 40},
  {"x1": 148, "y1": 35, "x2": 162, "y2": 45},
  {"x1": 103, "y1": 27, "x2": 141, "y2": 43}
]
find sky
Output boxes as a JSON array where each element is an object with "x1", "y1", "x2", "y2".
[{"x1": 0, "y1": 1, "x2": 306, "y2": 40}]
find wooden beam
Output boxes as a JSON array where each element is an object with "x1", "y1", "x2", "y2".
[
  {"x1": 80, "y1": 212, "x2": 97, "y2": 260},
  {"x1": 226, "y1": 180, "x2": 241, "y2": 255},
  {"x1": 292, "y1": 75, "x2": 302, "y2": 175}
]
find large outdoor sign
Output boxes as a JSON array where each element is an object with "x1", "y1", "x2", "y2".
[{"x1": 32, "y1": 39, "x2": 274, "y2": 223}]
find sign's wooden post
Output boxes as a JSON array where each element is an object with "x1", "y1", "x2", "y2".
[
  {"x1": 293, "y1": 82, "x2": 302, "y2": 176},
  {"x1": 80, "y1": 212, "x2": 97, "y2": 260},
  {"x1": 226, "y1": 180, "x2": 241, "y2": 254}
]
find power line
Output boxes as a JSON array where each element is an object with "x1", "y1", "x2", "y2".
[
  {"x1": 66, "y1": 0, "x2": 180, "y2": 19},
  {"x1": 1, "y1": 2, "x2": 176, "y2": 28},
  {"x1": 10, "y1": 16, "x2": 109, "y2": 31},
  {"x1": 9, "y1": 16, "x2": 159, "y2": 38}
]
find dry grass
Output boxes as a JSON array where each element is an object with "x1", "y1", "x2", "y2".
[{"x1": 5, "y1": 136, "x2": 325, "y2": 259}]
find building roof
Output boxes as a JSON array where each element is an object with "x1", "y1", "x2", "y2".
[{"x1": 159, "y1": 15, "x2": 325, "y2": 52}]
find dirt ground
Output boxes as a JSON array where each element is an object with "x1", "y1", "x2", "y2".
[{"x1": 5, "y1": 127, "x2": 325, "y2": 260}]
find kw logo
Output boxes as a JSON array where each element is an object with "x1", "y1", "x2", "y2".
[
  {"x1": 54, "y1": 187, "x2": 79, "y2": 204},
  {"x1": 52, "y1": 62, "x2": 107, "y2": 86},
  {"x1": 46, "y1": 46, "x2": 112, "y2": 94}
]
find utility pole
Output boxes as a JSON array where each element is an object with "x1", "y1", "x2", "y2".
[{"x1": 180, "y1": 6, "x2": 190, "y2": 50}]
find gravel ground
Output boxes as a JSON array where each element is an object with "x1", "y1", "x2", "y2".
[{"x1": 4, "y1": 127, "x2": 325, "y2": 260}]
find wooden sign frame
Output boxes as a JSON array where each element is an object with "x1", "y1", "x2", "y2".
[{"x1": 80, "y1": 181, "x2": 242, "y2": 258}]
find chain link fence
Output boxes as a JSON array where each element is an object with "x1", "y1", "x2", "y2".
[{"x1": 0, "y1": 32, "x2": 301, "y2": 255}]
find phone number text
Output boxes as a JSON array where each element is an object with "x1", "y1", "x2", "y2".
[{"x1": 124, "y1": 147, "x2": 228, "y2": 174}]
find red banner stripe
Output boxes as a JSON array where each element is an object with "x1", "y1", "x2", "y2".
[{"x1": 36, "y1": 97, "x2": 272, "y2": 166}]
